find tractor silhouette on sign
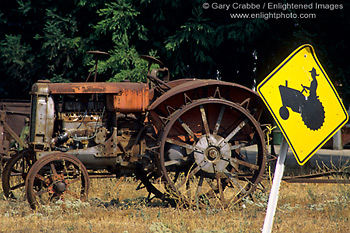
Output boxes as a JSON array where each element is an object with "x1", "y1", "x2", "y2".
[{"x1": 279, "y1": 67, "x2": 325, "y2": 130}]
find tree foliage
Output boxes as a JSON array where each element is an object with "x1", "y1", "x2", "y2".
[
  {"x1": 0, "y1": 0, "x2": 349, "y2": 106},
  {"x1": 93, "y1": 1, "x2": 149, "y2": 82}
]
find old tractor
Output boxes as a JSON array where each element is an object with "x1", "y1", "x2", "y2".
[{"x1": 2, "y1": 54, "x2": 267, "y2": 209}]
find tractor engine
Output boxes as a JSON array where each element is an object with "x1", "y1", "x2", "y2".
[
  {"x1": 29, "y1": 80, "x2": 152, "y2": 173},
  {"x1": 54, "y1": 94, "x2": 107, "y2": 151}
]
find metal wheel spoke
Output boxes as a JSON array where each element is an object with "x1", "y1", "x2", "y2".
[
  {"x1": 186, "y1": 181, "x2": 191, "y2": 200},
  {"x1": 10, "y1": 168, "x2": 23, "y2": 175},
  {"x1": 230, "y1": 142, "x2": 249, "y2": 150},
  {"x1": 175, "y1": 166, "x2": 201, "y2": 190},
  {"x1": 173, "y1": 171, "x2": 180, "y2": 184},
  {"x1": 202, "y1": 178, "x2": 219, "y2": 198},
  {"x1": 217, "y1": 119, "x2": 248, "y2": 148},
  {"x1": 223, "y1": 169, "x2": 247, "y2": 194},
  {"x1": 62, "y1": 163, "x2": 69, "y2": 176},
  {"x1": 65, "y1": 176, "x2": 81, "y2": 185},
  {"x1": 48, "y1": 193, "x2": 60, "y2": 204},
  {"x1": 164, "y1": 160, "x2": 181, "y2": 166},
  {"x1": 35, "y1": 174, "x2": 48, "y2": 183},
  {"x1": 50, "y1": 163, "x2": 58, "y2": 176},
  {"x1": 10, "y1": 182, "x2": 25, "y2": 190},
  {"x1": 200, "y1": 105, "x2": 210, "y2": 136},
  {"x1": 164, "y1": 156, "x2": 189, "y2": 166},
  {"x1": 205, "y1": 178, "x2": 217, "y2": 191},
  {"x1": 34, "y1": 188, "x2": 49, "y2": 197},
  {"x1": 178, "y1": 118, "x2": 198, "y2": 141},
  {"x1": 65, "y1": 189, "x2": 80, "y2": 199},
  {"x1": 166, "y1": 138, "x2": 203, "y2": 153},
  {"x1": 230, "y1": 158, "x2": 259, "y2": 171},
  {"x1": 216, "y1": 173, "x2": 225, "y2": 203},
  {"x1": 196, "y1": 176, "x2": 204, "y2": 198},
  {"x1": 213, "y1": 105, "x2": 225, "y2": 135}
]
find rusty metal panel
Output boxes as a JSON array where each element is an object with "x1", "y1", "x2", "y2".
[
  {"x1": 147, "y1": 79, "x2": 264, "y2": 132},
  {"x1": 0, "y1": 100, "x2": 31, "y2": 156},
  {"x1": 106, "y1": 88, "x2": 149, "y2": 113},
  {"x1": 32, "y1": 81, "x2": 150, "y2": 113},
  {"x1": 29, "y1": 82, "x2": 55, "y2": 149},
  {"x1": 148, "y1": 79, "x2": 262, "y2": 111},
  {"x1": 34, "y1": 81, "x2": 148, "y2": 94},
  {"x1": 0, "y1": 100, "x2": 31, "y2": 135}
]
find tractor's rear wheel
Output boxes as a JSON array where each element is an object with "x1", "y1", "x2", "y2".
[{"x1": 158, "y1": 98, "x2": 266, "y2": 208}]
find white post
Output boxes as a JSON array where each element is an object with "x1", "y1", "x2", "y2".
[
  {"x1": 262, "y1": 137, "x2": 289, "y2": 233},
  {"x1": 333, "y1": 129, "x2": 342, "y2": 150}
]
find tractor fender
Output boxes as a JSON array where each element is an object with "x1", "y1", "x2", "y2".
[{"x1": 148, "y1": 79, "x2": 264, "y2": 131}]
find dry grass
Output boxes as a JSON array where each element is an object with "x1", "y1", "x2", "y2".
[{"x1": 0, "y1": 175, "x2": 349, "y2": 233}]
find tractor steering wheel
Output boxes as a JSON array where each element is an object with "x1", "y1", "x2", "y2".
[
  {"x1": 140, "y1": 55, "x2": 171, "y2": 92},
  {"x1": 147, "y1": 74, "x2": 171, "y2": 90}
]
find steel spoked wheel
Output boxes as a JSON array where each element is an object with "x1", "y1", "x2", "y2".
[
  {"x1": 2, "y1": 150, "x2": 35, "y2": 200},
  {"x1": 159, "y1": 98, "x2": 266, "y2": 208},
  {"x1": 25, "y1": 153, "x2": 90, "y2": 209}
]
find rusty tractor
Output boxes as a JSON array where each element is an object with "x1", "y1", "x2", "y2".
[{"x1": 2, "y1": 54, "x2": 267, "y2": 209}]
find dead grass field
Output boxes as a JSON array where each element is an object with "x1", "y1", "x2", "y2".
[{"x1": 0, "y1": 176, "x2": 349, "y2": 233}]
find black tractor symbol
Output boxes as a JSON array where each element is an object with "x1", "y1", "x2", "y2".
[{"x1": 279, "y1": 67, "x2": 325, "y2": 131}]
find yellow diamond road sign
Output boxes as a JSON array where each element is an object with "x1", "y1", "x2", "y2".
[{"x1": 258, "y1": 44, "x2": 349, "y2": 165}]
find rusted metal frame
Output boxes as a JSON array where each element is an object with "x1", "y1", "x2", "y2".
[
  {"x1": 2, "y1": 121, "x2": 27, "y2": 149},
  {"x1": 1, "y1": 111, "x2": 30, "y2": 116},
  {"x1": 283, "y1": 171, "x2": 350, "y2": 179},
  {"x1": 88, "y1": 173, "x2": 117, "y2": 179},
  {"x1": 283, "y1": 178, "x2": 350, "y2": 184},
  {"x1": 282, "y1": 171, "x2": 350, "y2": 184},
  {"x1": 148, "y1": 80, "x2": 262, "y2": 112},
  {"x1": 85, "y1": 51, "x2": 110, "y2": 82},
  {"x1": 42, "y1": 82, "x2": 149, "y2": 94},
  {"x1": 95, "y1": 128, "x2": 119, "y2": 157},
  {"x1": 147, "y1": 74, "x2": 171, "y2": 94},
  {"x1": 0, "y1": 100, "x2": 31, "y2": 113},
  {"x1": 124, "y1": 126, "x2": 145, "y2": 152}
]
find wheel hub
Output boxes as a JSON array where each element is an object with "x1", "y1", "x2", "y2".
[
  {"x1": 206, "y1": 147, "x2": 220, "y2": 161},
  {"x1": 54, "y1": 181, "x2": 66, "y2": 193},
  {"x1": 194, "y1": 134, "x2": 231, "y2": 173}
]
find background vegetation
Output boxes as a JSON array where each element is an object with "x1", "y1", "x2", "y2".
[{"x1": 0, "y1": 0, "x2": 349, "y2": 105}]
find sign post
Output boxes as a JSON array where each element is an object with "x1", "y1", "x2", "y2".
[
  {"x1": 262, "y1": 137, "x2": 288, "y2": 233},
  {"x1": 258, "y1": 44, "x2": 349, "y2": 232}
]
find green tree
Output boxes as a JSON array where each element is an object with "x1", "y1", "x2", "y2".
[
  {"x1": 93, "y1": 1, "x2": 150, "y2": 82},
  {"x1": 0, "y1": 0, "x2": 349, "y2": 106}
]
